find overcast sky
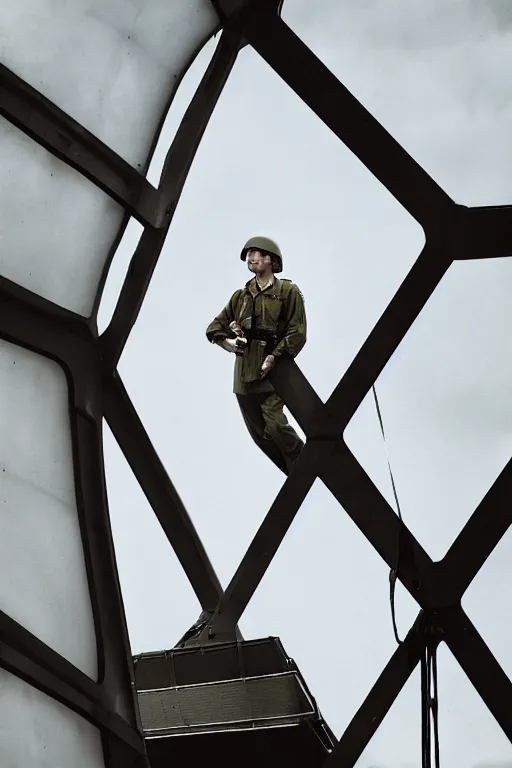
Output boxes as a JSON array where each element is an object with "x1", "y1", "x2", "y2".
[{"x1": 96, "y1": 2, "x2": 512, "y2": 765}]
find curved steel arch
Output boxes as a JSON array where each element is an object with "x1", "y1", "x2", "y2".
[{"x1": 0, "y1": 3, "x2": 244, "y2": 766}]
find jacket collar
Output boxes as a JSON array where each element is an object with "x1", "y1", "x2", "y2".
[{"x1": 245, "y1": 275, "x2": 279, "y2": 296}]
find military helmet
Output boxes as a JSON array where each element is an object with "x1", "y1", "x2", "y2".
[{"x1": 240, "y1": 236, "x2": 283, "y2": 273}]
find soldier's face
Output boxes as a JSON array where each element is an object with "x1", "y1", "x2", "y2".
[{"x1": 246, "y1": 249, "x2": 271, "y2": 274}]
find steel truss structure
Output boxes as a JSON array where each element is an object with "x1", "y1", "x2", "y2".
[{"x1": 1, "y1": 0, "x2": 511, "y2": 766}]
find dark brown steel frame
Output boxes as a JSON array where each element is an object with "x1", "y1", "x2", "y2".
[
  {"x1": 0, "y1": 63, "x2": 162, "y2": 229},
  {"x1": 0, "y1": 6, "x2": 242, "y2": 767},
  {"x1": 195, "y1": 6, "x2": 512, "y2": 767},
  {"x1": 0, "y1": 0, "x2": 511, "y2": 766},
  {"x1": 0, "y1": 279, "x2": 147, "y2": 765}
]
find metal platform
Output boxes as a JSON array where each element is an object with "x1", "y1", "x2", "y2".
[{"x1": 133, "y1": 637, "x2": 335, "y2": 767}]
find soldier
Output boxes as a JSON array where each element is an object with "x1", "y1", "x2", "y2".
[{"x1": 206, "y1": 236, "x2": 306, "y2": 474}]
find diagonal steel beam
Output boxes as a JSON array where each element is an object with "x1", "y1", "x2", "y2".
[
  {"x1": 0, "y1": 611, "x2": 144, "y2": 754},
  {"x1": 204, "y1": 443, "x2": 319, "y2": 637},
  {"x1": 321, "y1": 604, "x2": 512, "y2": 766},
  {"x1": 0, "y1": 642, "x2": 145, "y2": 755},
  {"x1": 203, "y1": 359, "x2": 433, "y2": 640},
  {"x1": 324, "y1": 606, "x2": 512, "y2": 767},
  {"x1": 269, "y1": 373, "x2": 512, "y2": 755},
  {"x1": 204, "y1": 347, "x2": 512, "y2": 654},
  {"x1": 272, "y1": 358, "x2": 512, "y2": 614},
  {"x1": 269, "y1": 357, "x2": 337, "y2": 439},
  {"x1": 326, "y1": 240, "x2": 452, "y2": 426},
  {"x1": 100, "y1": 31, "x2": 239, "y2": 370},
  {"x1": 203, "y1": 447, "x2": 432, "y2": 642},
  {"x1": 319, "y1": 443, "x2": 432, "y2": 605},
  {"x1": 237, "y1": 9, "x2": 453, "y2": 230},
  {"x1": 0, "y1": 64, "x2": 162, "y2": 229},
  {"x1": 204, "y1": 368, "x2": 430, "y2": 641},
  {"x1": 103, "y1": 372, "x2": 224, "y2": 613},
  {"x1": 168, "y1": 7, "x2": 512, "y2": 755},
  {"x1": 203, "y1": 195, "x2": 512, "y2": 639},
  {"x1": 435, "y1": 457, "x2": 512, "y2": 603},
  {"x1": 443, "y1": 608, "x2": 512, "y2": 743},
  {"x1": 323, "y1": 617, "x2": 425, "y2": 768}
]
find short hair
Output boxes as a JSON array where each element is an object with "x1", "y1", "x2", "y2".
[{"x1": 270, "y1": 253, "x2": 280, "y2": 272}]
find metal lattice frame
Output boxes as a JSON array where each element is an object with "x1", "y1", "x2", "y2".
[{"x1": 1, "y1": 0, "x2": 512, "y2": 766}]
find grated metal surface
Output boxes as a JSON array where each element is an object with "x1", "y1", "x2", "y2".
[{"x1": 138, "y1": 672, "x2": 314, "y2": 734}]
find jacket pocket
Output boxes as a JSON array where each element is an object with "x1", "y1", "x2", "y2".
[
  {"x1": 241, "y1": 340, "x2": 267, "y2": 383},
  {"x1": 261, "y1": 294, "x2": 283, "y2": 328}
]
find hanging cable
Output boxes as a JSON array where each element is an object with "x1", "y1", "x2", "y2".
[
  {"x1": 431, "y1": 645, "x2": 441, "y2": 768},
  {"x1": 421, "y1": 636, "x2": 441, "y2": 768},
  {"x1": 373, "y1": 386, "x2": 442, "y2": 765},
  {"x1": 371, "y1": 384, "x2": 404, "y2": 645},
  {"x1": 420, "y1": 647, "x2": 430, "y2": 768}
]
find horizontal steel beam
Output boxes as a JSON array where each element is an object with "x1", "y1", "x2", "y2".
[
  {"x1": 454, "y1": 205, "x2": 512, "y2": 261},
  {"x1": 211, "y1": 0, "x2": 283, "y2": 23},
  {"x1": 0, "y1": 64, "x2": 163, "y2": 228}
]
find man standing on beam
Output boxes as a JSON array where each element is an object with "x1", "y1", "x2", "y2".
[{"x1": 206, "y1": 236, "x2": 306, "y2": 474}]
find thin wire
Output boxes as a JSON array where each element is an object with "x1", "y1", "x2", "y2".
[
  {"x1": 372, "y1": 385, "x2": 442, "y2": 765},
  {"x1": 422, "y1": 641, "x2": 441, "y2": 768},
  {"x1": 373, "y1": 386, "x2": 442, "y2": 765},
  {"x1": 431, "y1": 643, "x2": 441, "y2": 768},
  {"x1": 371, "y1": 385, "x2": 403, "y2": 523},
  {"x1": 372, "y1": 384, "x2": 403, "y2": 644},
  {"x1": 421, "y1": 648, "x2": 430, "y2": 768}
]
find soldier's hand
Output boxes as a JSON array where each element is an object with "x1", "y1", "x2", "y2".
[
  {"x1": 229, "y1": 321, "x2": 245, "y2": 337},
  {"x1": 260, "y1": 355, "x2": 275, "y2": 378},
  {"x1": 220, "y1": 337, "x2": 247, "y2": 354}
]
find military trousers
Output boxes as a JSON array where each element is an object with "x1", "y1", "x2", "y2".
[{"x1": 236, "y1": 392, "x2": 304, "y2": 475}]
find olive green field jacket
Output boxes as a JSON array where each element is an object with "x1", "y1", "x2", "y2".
[{"x1": 206, "y1": 276, "x2": 307, "y2": 394}]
